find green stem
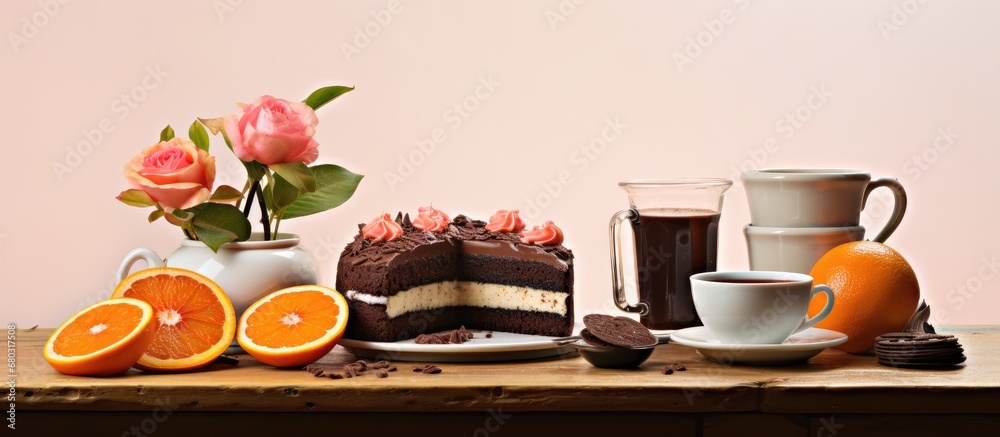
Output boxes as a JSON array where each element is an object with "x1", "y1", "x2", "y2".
[
  {"x1": 273, "y1": 206, "x2": 287, "y2": 237},
  {"x1": 243, "y1": 180, "x2": 259, "y2": 218},
  {"x1": 235, "y1": 179, "x2": 252, "y2": 211},
  {"x1": 255, "y1": 183, "x2": 270, "y2": 240}
]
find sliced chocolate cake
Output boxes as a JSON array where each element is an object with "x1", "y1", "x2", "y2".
[{"x1": 336, "y1": 207, "x2": 574, "y2": 342}]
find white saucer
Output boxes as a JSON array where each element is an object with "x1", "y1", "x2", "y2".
[
  {"x1": 339, "y1": 329, "x2": 577, "y2": 362},
  {"x1": 670, "y1": 327, "x2": 848, "y2": 365}
]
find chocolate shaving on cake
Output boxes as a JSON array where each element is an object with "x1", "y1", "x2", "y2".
[
  {"x1": 485, "y1": 331, "x2": 493, "y2": 339},
  {"x1": 875, "y1": 301, "x2": 965, "y2": 369},
  {"x1": 376, "y1": 369, "x2": 389, "y2": 378},
  {"x1": 415, "y1": 326, "x2": 474, "y2": 345}
]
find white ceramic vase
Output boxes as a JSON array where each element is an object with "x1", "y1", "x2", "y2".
[{"x1": 116, "y1": 233, "x2": 318, "y2": 323}]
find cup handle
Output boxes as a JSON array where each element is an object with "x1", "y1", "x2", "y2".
[
  {"x1": 794, "y1": 284, "x2": 835, "y2": 334},
  {"x1": 863, "y1": 177, "x2": 907, "y2": 243},
  {"x1": 116, "y1": 248, "x2": 165, "y2": 283},
  {"x1": 609, "y1": 209, "x2": 648, "y2": 316}
]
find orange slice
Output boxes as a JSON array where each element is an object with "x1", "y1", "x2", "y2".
[
  {"x1": 44, "y1": 298, "x2": 156, "y2": 376},
  {"x1": 237, "y1": 285, "x2": 349, "y2": 368},
  {"x1": 111, "y1": 267, "x2": 236, "y2": 372}
]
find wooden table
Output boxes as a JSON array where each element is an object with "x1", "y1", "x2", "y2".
[{"x1": 10, "y1": 326, "x2": 1000, "y2": 436}]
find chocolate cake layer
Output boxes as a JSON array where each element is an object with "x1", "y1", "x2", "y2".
[
  {"x1": 460, "y1": 254, "x2": 569, "y2": 292},
  {"x1": 346, "y1": 299, "x2": 574, "y2": 343}
]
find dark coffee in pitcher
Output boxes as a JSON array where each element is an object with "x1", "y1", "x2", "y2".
[{"x1": 631, "y1": 208, "x2": 720, "y2": 329}]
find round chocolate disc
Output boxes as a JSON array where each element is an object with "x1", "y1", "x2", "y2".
[{"x1": 582, "y1": 314, "x2": 657, "y2": 348}]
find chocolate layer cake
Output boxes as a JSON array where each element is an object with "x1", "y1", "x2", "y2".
[{"x1": 336, "y1": 212, "x2": 574, "y2": 342}]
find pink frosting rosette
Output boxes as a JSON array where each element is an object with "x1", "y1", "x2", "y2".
[
  {"x1": 362, "y1": 213, "x2": 403, "y2": 243},
  {"x1": 412, "y1": 205, "x2": 450, "y2": 232},
  {"x1": 520, "y1": 221, "x2": 564, "y2": 246},
  {"x1": 485, "y1": 209, "x2": 526, "y2": 233}
]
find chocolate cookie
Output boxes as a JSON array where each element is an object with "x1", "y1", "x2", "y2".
[
  {"x1": 874, "y1": 302, "x2": 965, "y2": 369},
  {"x1": 582, "y1": 314, "x2": 657, "y2": 348},
  {"x1": 580, "y1": 328, "x2": 614, "y2": 347}
]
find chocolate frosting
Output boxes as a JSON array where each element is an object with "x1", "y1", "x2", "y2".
[{"x1": 339, "y1": 213, "x2": 574, "y2": 269}]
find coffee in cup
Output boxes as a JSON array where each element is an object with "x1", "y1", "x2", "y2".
[
  {"x1": 610, "y1": 179, "x2": 732, "y2": 330},
  {"x1": 690, "y1": 271, "x2": 835, "y2": 344}
]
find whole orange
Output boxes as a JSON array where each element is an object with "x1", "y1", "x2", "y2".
[{"x1": 808, "y1": 241, "x2": 919, "y2": 354}]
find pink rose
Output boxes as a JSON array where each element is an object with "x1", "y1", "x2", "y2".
[
  {"x1": 520, "y1": 221, "x2": 565, "y2": 246},
  {"x1": 412, "y1": 205, "x2": 450, "y2": 232},
  {"x1": 362, "y1": 213, "x2": 403, "y2": 243},
  {"x1": 223, "y1": 95, "x2": 320, "y2": 166},
  {"x1": 124, "y1": 138, "x2": 215, "y2": 210}
]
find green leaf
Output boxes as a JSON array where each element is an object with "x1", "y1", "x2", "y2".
[
  {"x1": 185, "y1": 203, "x2": 252, "y2": 252},
  {"x1": 269, "y1": 162, "x2": 316, "y2": 193},
  {"x1": 116, "y1": 189, "x2": 156, "y2": 208},
  {"x1": 302, "y1": 86, "x2": 354, "y2": 111},
  {"x1": 210, "y1": 185, "x2": 243, "y2": 203},
  {"x1": 282, "y1": 165, "x2": 364, "y2": 220},
  {"x1": 270, "y1": 172, "x2": 302, "y2": 209},
  {"x1": 148, "y1": 209, "x2": 165, "y2": 223},
  {"x1": 164, "y1": 208, "x2": 194, "y2": 227},
  {"x1": 189, "y1": 120, "x2": 210, "y2": 152},
  {"x1": 160, "y1": 125, "x2": 175, "y2": 142},
  {"x1": 244, "y1": 160, "x2": 267, "y2": 182}
]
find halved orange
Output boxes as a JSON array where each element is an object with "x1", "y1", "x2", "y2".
[
  {"x1": 237, "y1": 285, "x2": 349, "y2": 368},
  {"x1": 111, "y1": 267, "x2": 236, "y2": 372},
  {"x1": 44, "y1": 298, "x2": 156, "y2": 376}
]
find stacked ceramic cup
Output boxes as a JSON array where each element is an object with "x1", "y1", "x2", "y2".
[{"x1": 741, "y1": 168, "x2": 907, "y2": 274}]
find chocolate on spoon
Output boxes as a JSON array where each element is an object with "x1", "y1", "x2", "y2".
[{"x1": 582, "y1": 314, "x2": 658, "y2": 348}]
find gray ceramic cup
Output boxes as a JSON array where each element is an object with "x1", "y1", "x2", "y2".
[{"x1": 741, "y1": 168, "x2": 906, "y2": 243}]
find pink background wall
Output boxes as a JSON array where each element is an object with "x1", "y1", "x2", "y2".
[{"x1": 3, "y1": 0, "x2": 997, "y2": 327}]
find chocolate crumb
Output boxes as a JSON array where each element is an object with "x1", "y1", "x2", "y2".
[
  {"x1": 213, "y1": 355, "x2": 240, "y2": 366},
  {"x1": 328, "y1": 373, "x2": 344, "y2": 379},
  {"x1": 370, "y1": 360, "x2": 392, "y2": 369},
  {"x1": 413, "y1": 364, "x2": 442, "y2": 374},
  {"x1": 304, "y1": 364, "x2": 342, "y2": 377},
  {"x1": 415, "y1": 326, "x2": 474, "y2": 345},
  {"x1": 353, "y1": 360, "x2": 369, "y2": 371},
  {"x1": 376, "y1": 369, "x2": 389, "y2": 378},
  {"x1": 662, "y1": 363, "x2": 686, "y2": 375},
  {"x1": 344, "y1": 365, "x2": 360, "y2": 378},
  {"x1": 415, "y1": 334, "x2": 446, "y2": 344}
]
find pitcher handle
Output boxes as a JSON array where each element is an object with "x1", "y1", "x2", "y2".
[
  {"x1": 863, "y1": 177, "x2": 907, "y2": 243},
  {"x1": 117, "y1": 248, "x2": 165, "y2": 282},
  {"x1": 610, "y1": 209, "x2": 648, "y2": 315}
]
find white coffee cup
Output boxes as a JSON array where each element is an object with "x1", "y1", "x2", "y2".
[
  {"x1": 690, "y1": 271, "x2": 835, "y2": 344},
  {"x1": 744, "y1": 224, "x2": 865, "y2": 274},
  {"x1": 741, "y1": 168, "x2": 906, "y2": 243}
]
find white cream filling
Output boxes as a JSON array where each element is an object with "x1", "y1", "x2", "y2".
[{"x1": 346, "y1": 281, "x2": 569, "y2": 319}]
